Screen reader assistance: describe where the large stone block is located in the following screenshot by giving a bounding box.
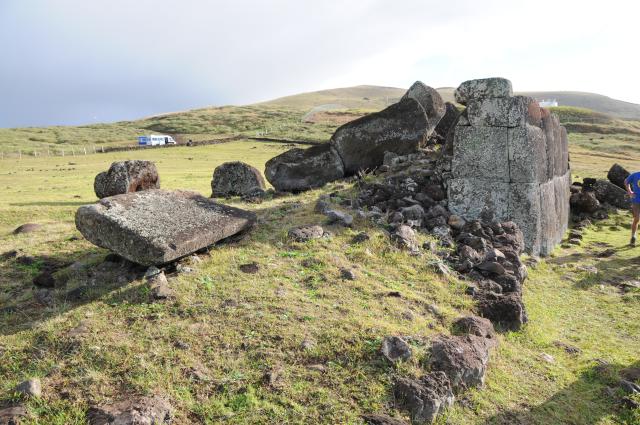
[555,171,571,237]
[508,125,548,183]
[454,78,513,105]
[330,97,430,175]
[541,113,562,179]
[508,183,541,255]
[94,160,160,199]
[211,161,265,197]
[75,190,256,266]
[448,179,510,221]
[452,126,509,181]
[559,126,569,175]
[466,96,540,128]
[539,179,558,256]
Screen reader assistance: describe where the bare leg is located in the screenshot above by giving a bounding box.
[632,204,639,245]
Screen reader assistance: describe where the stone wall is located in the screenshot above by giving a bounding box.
[448,78,570,256]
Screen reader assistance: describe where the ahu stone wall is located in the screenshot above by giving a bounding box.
[447,78,570,256]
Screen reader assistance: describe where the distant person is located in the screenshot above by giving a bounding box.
[624,170,640,246]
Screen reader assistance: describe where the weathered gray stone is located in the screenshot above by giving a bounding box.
[264,144,345,192]
[448,179,510,222]
[0,405,28,424]
[330,97,430,175]
[87,395,172,425]
[211,161,265,197]
[454,78,513,105]
[13,223,41,234]
[15,378,41,398]
[94,160,160,199]
[508,124,548,183]
[466,96,539,128]
[394,372,454,424]
[434,102,459,139]
[428,335,492,390]
[452,126,509,181]
[381,336,412,363]
[75,190,256,266]
[452,315,497,342]
[288,225,324,242]
[541,112,562,178]
[401,81,446,135]
[508,183,542,255]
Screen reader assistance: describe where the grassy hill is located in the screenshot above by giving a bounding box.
[0,143,638,424]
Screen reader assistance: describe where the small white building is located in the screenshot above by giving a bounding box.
[538,99,559,107]
[138,134,176,146]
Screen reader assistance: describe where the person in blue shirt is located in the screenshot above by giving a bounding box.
[624,171,640,246]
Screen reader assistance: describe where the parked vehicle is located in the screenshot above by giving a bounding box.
[138,134,176,146]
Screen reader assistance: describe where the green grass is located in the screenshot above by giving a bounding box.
[0,139,638,424]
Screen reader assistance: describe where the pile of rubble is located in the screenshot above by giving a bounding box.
[570,163,631,221]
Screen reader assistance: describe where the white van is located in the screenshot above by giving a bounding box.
[138,134,176,146]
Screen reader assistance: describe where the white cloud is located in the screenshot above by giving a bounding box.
[0,0,638,126]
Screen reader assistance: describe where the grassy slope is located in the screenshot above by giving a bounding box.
[0,140,638,424]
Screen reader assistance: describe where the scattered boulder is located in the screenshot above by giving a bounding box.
[477,292,528,331]
[340,268,357,281]
[394,372,454,424]
[323,208,354,227]
[12,223,41,234]
[147,271,174,300]
[392,225,419,253]
[428,335,492,390]
[570,191,600,213]
[76,190,256,266]
[94,160,159,199]
[288,225,324,242]
[330,97,432,175]
[592,179,631,209]
[452,315,496,341]
[14,378,41,398]
[381,336,412,363]
[264,144,345,192]
[211,161,266,198]
[87,395,172,425]
[607,163,630,189]
[351,232,370,244]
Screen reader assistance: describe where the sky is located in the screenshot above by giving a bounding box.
[1,0,639,128]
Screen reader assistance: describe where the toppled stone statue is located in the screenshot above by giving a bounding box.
[211,161,266,198]
[447,77,570,256]
[264,81,445,192]
[76,190,256,266]
[94,160,160,199]
[265,144,345,192]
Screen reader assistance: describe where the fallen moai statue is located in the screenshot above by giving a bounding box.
[76,189,256,266]
[264,81,445,192]
[94,160,160,199]
[211,161,266,198]
[447,77,571,256]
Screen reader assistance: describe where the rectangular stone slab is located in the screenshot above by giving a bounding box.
[466,96,537,128]
[448,178,510,221]
[75,190,256,266]
[452,126,509,181]
[508,125,548,183]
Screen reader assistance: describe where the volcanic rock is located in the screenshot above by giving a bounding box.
[264,144,345,192]
[211,161,265,198]
[394,372,454,424]
[94,160,159,199]
[607,163,630,189]
[330,97,431,175]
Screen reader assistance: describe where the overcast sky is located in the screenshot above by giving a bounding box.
[1,0,638,127]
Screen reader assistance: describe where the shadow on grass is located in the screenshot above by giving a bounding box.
[485,360,640,425]
[0,195,349,337]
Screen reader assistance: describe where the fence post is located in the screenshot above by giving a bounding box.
[84,147,87,155]
[72,148,75,156]
[19,150,21,160]
[101,146,104,153]
[62,149,65,157]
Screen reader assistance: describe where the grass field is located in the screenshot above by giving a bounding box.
[0,135,638,423]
